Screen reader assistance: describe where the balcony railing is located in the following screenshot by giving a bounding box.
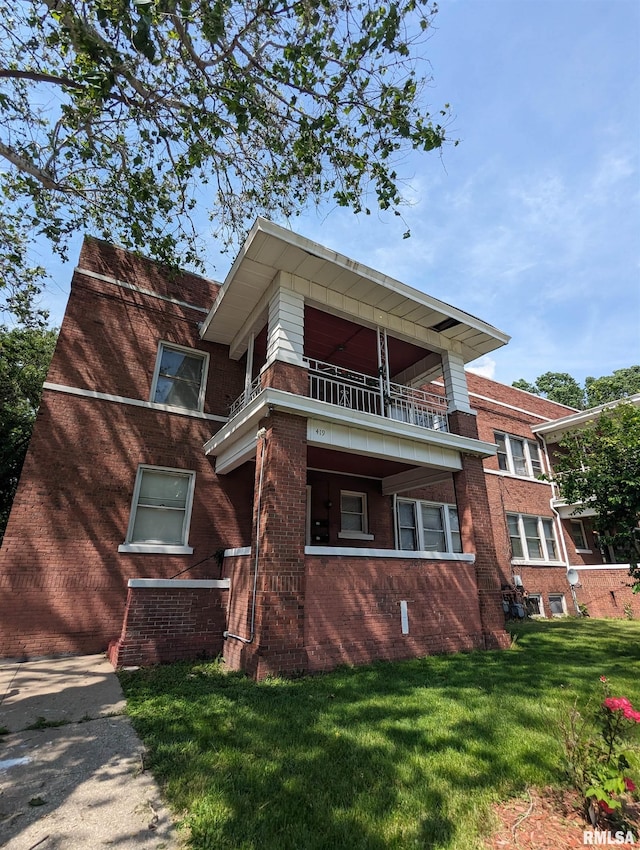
[227,359,449,433]
[306,359,449,432]
[229,374,262,419]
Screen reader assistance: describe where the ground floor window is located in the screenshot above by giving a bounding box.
[548,593,567,616]
[525,593,544,617]
[396,499,462,553]
[119,465,195,553]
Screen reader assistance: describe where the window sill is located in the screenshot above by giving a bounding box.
[485,469,549,485]
[337,531,374,541]
[510,558,565,567]
[575,548,592,554]
[118,543,194,555]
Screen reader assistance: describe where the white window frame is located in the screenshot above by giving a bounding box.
[548,593,567,617]
[338,490,374,540]
[494,432,543,479]
[525,593,545,618]
[119,465,196,554]
[507,513,561,564]
[150,341,209,412]
[569,519,591,553]
[396,499,462,554]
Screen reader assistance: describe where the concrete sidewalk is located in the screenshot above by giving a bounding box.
[0,655,180,849]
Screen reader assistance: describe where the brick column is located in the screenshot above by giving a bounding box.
[235,410,309,678]
[450,410,510,650]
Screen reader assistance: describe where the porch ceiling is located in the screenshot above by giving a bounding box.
[200,218,509,363]
[307,446,413,479]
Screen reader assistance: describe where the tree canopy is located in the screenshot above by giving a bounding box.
[549,402,640,588]
[0,0,451,324]
[0,325,57,539]
[513,367,640,410]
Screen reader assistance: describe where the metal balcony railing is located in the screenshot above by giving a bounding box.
[227,359,449,433]
[306,359,449,432]
[228,374,262,419]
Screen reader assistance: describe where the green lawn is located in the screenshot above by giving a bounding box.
[119,619,640,850]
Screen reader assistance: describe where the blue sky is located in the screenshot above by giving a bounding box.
[37,0,640,388]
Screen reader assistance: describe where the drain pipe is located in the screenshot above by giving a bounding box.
[540,435,580,614]
[224,426,268,644]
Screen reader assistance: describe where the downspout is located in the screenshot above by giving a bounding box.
[223,426,267,644]
[540,435,580,614]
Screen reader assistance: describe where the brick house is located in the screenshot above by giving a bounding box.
[1,219,637,677]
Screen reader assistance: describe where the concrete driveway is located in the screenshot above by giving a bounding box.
[0,654,180,849]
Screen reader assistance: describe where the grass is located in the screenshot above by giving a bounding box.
[119,619,640,850]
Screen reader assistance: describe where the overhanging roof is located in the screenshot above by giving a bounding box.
[200,218,510,362]
[532,393,640,443]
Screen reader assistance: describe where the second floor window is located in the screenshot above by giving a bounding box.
[494,432,543,478]
[151,342,208,411]
[507,513,559,562]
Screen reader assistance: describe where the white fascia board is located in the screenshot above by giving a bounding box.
[201,218,510,356]
[305,546,476,562]
[204,387,497,472]
[553,500,598,519]
[532,393,640,440]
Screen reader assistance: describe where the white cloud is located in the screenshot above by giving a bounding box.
[466,356,496,380]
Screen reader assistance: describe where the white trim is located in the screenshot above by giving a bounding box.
[43,382,226,422]
[128,578,230,588]
[570,564,634,572]
[340,490,369,536]
[507,512,561,563]
[118,543,194,554]
[305,546,475,561]
[223,546,251,557]
[307,467,380,481]
[122,465,196,551]
[396,498,462,555]
[531,393,640,437]
[575,548,593,554]
[526,592,545,618]
[150,341,210,412]
[75,267,211,313]
[484,469,551,486]
[207,387,496,475]
[511,558,566,567]
[548,592,568,617]
[494,431,544,479]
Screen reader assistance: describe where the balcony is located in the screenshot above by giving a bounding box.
[227,358,449,433]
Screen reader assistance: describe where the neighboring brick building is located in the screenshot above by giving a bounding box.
[0,219,636,676]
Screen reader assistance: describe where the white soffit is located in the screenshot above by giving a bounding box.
[200,218,510,361]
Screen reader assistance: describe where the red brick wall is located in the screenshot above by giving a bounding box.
[305,556,485,671]
[466,373,578,422]
[108,582,228,667]
[516,566,640,620]
[260,361,309,396]
[0,237,255,658]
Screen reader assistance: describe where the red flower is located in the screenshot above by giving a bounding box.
[624,777,637,792]
[599,800,615,814]
[600,676,608,683]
